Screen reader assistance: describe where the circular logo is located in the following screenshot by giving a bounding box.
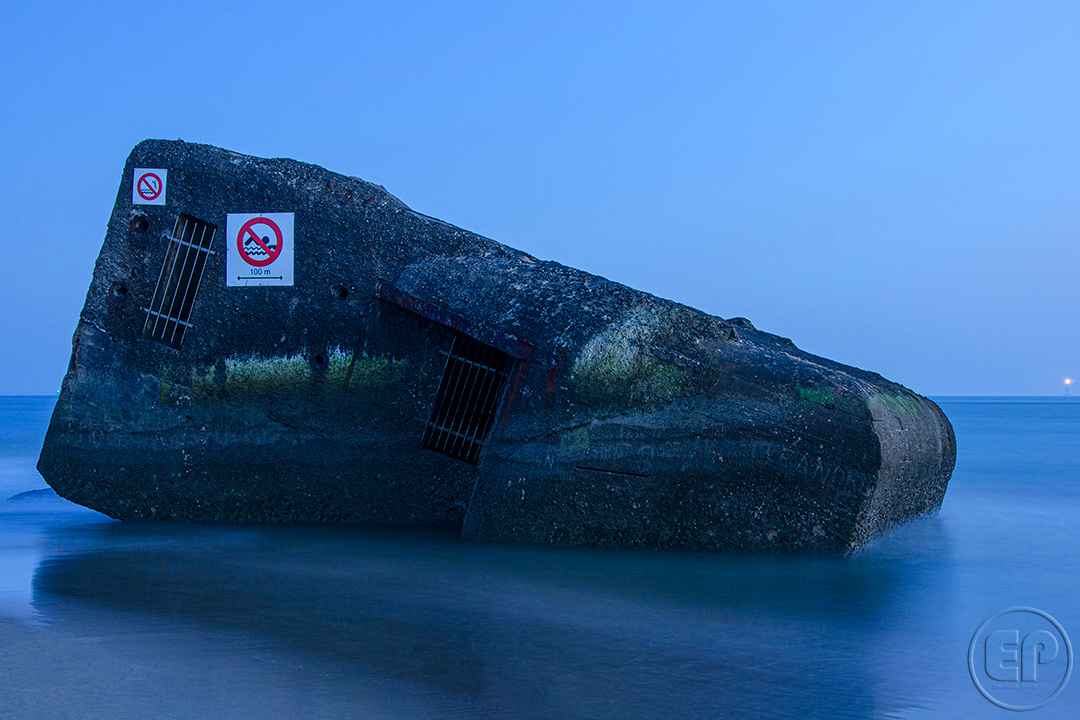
[968,606,1072,711]
[236,216,284,267]
[136,172,162,201]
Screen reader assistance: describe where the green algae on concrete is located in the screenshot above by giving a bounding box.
[871,391,922,419]
[189,349,409,400]
[570,301,694,404]
[797,386,837,407]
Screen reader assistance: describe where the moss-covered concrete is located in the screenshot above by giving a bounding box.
[187,349,409,400]
[569,302,694,404]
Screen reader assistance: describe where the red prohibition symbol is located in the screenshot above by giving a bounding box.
[136,172,162,201]
[237,217,284,267]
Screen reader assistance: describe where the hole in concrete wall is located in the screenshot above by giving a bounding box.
[333,285,349,300]
[422,333,515,464]
[131,215,149,236]
[110,282,129,301]
[142,214,218,350]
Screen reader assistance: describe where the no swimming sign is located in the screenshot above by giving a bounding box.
[226,212,295,287]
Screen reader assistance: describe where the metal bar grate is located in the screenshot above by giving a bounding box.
[422,332,515,464]
[142,213,217,350]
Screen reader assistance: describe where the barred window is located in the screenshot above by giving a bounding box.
[142,214,217,349]
[422,332,514,464]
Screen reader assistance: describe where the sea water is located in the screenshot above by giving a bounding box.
[1,396,1077,719]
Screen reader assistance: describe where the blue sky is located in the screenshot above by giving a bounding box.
[1,1,1077,395]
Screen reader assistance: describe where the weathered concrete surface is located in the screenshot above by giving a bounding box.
[37,140,955,552]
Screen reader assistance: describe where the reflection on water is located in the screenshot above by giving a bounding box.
[3,397,1080,719]
[26,519,950,719]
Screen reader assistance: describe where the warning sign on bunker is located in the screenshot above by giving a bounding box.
[132,168,167,205]
[226,212,294,287]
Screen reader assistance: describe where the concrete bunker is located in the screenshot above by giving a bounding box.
[37,140,956,553]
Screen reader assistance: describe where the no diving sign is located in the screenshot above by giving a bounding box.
[132,168,167,205]
[226,213,294,287]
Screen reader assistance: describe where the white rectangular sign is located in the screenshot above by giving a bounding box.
[132,168,167,205]
[226,212,295,287]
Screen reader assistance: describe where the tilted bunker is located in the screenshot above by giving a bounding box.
[37,140,956,553]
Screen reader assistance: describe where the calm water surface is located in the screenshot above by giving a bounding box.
[1,396,1078,719]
